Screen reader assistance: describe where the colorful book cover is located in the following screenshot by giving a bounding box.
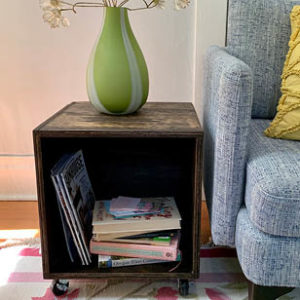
[92,230,155,240]
[93,235,171,246]
[108,196,164,218]
[92,197,181,234]
[90,232,180,261]
[98,252,181,268]
[93,229,177,240]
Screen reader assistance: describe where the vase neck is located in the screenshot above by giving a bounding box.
[103,7,129,28]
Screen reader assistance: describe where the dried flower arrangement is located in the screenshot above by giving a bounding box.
[40,0,191,28]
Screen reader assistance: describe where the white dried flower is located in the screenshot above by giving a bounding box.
[40,0,70,28]
[61,16,71,27]
[40,0,62,10]
[174,0,190,10]
[42,8,70,28]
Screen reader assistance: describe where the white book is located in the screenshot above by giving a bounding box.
[92,197,181,234]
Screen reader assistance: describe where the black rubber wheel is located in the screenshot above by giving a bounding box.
[52,279,69,296]
[178,279,189,296]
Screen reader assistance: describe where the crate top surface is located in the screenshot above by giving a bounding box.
[34,101,202,137]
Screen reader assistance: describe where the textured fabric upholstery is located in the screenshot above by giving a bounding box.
[203,0,300,287]
[227,0,296,118]
[246,119,300,237]
[203,46,253,247]
[236,208,300,287]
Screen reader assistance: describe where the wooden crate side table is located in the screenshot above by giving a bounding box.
[33,101,203,296]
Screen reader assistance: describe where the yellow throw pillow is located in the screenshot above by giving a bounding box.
[264,6,300,140]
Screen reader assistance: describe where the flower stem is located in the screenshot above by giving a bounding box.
[142,0,149,8]
[118,0,130,7]
[72,1,105,6]
[148,0,155,7]
[71,1,105,12]
[57,0,159,11]
[127,1,158,11]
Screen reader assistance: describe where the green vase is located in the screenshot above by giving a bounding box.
[87,7,149,115]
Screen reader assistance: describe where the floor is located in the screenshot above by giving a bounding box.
[0,201,40,243]
[0,201,211,244]
[0,241,248,300]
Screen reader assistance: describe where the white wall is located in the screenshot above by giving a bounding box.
[0,0,227,200]
[194,0,228,122]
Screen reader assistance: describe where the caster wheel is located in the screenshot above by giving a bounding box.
[52,279,69,296]
[178,279,189,296]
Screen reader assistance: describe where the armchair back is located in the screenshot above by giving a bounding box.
[227,0,297,118]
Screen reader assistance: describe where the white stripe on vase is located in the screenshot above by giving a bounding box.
[120,9,143,114]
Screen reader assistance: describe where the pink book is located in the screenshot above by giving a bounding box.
[90,232,180,261]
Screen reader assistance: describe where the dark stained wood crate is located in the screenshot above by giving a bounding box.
[33,101,203,280]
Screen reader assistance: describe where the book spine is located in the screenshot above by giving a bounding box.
[92,223,181,234]
[98,257,174,268]
[90,240,178,261]
[94,237,170,246]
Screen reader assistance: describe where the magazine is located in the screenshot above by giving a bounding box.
[51,150,96,265]
[51,174,85,265]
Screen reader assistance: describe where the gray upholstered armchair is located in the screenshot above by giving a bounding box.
[203,0,300,299]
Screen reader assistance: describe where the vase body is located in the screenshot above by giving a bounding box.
[87,7,149,115]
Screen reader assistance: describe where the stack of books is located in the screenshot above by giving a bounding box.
[51,150,96,266]
[90,196,182,268]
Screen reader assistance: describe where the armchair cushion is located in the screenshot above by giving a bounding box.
[236,208,300,287]
[245,119,300,237]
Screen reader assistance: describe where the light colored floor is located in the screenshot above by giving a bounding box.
[0,200,211,244]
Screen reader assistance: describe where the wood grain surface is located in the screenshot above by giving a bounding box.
[35,102,202,135]
[0,201,39,230]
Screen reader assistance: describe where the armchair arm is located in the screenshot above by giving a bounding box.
[203,46,253,247]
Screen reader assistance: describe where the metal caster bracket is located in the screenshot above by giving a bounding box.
[52,279,69,296]
[178,279,189,296]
